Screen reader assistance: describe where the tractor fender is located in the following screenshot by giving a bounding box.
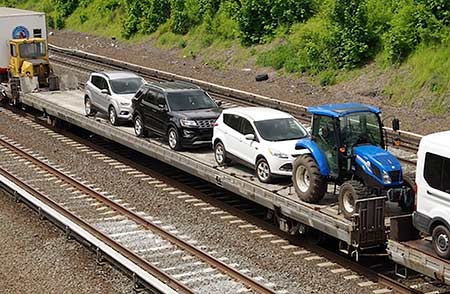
[295,138,330,176]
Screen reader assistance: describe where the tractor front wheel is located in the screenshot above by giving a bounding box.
[339,180,368,219]
[292,154,327,203]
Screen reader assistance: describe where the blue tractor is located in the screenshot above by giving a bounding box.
[292,103,414,219]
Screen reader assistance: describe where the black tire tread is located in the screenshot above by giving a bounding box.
[339,180,368,219]
[432,225,450,259]
[292,155,327,203]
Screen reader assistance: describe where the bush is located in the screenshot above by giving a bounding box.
[170,0,190,34]
[55,0,79,17]
[140,0,171,34]
[383,2,442,63]
[330,0,373,69]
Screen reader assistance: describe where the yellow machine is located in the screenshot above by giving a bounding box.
[8,38,59,90]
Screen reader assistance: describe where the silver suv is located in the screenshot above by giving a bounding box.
[84,71,145,125]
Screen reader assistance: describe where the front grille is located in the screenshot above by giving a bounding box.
[389,170,402,182]
[197,119,216,128]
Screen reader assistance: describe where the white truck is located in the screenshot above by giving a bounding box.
[0,7,58,105]
[0,7,47,81]
[413,131,450,258]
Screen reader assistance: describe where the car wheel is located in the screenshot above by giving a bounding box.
[134,114,147,138]
[432,225,450,259]
[109,106,119,126]
[214,141,229,166]
[256,157,273,183]
[85,97,96,116]
[168,127,182,151]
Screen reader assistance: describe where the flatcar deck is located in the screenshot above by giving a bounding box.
[388,239,450,285]
[19,90,404,248]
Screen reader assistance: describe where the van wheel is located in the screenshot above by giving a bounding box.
[168,127,182,151]
[214,141,230,166]
[256,157,273,183]
[85,97,96,116]
[432,225,450,259]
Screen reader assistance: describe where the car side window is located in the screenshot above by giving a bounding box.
[424,152,450,194]
[224,114,242,132]
[240,118,255,135]
[99,77,109,90]
[144,89,158,105]
[91,76,100,88]
[156,93,166,106]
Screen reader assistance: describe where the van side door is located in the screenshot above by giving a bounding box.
[421,152,450,218]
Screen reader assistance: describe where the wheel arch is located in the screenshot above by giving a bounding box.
[295,138,330,177]
[213,138,222,147]
[429,217,450,235]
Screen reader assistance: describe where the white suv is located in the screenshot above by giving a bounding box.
[212,107,309,183]
[85,71,145,125]
[413,131,450,258]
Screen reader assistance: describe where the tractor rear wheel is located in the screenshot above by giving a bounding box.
[339,180,368,219]
[292,154,327,203]
[400,174,415,212]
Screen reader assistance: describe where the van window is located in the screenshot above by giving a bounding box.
[224,114,242,132]
[424,152,450,193]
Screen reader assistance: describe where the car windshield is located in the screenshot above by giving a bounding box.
[110,78,144,94]
[339,112,382,147]
[19,42,46,58]
[167,91,217,111]
[255,118,307,141]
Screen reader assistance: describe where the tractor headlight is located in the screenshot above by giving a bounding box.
[382,171,392,184]
[180,119,198,127]
[269,148,288,159]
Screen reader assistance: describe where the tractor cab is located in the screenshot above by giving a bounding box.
[8,38,51,87]
[292,103,414,219]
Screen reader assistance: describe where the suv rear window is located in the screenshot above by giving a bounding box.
[424,152,450,194]
[223,114,241,132]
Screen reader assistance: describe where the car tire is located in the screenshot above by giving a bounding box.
[109,106,119,126]
[85,97,96,116]
[292,154,327,203]
[338,180,368,219]
[168,127,182,151]
[214,141,230,166]
[256,157,273,183]
[134,114,147,138]
[432,225,450,259]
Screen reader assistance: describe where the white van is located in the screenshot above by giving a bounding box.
[413,131,450,258]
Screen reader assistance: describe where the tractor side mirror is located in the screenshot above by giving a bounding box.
[392,118,400,131]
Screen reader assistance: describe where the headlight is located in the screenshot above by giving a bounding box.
[382,171,392,184]
[180,119,198,127]
[120,101,130,106]
[269,148,289,159]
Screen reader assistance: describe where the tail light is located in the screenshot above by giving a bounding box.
[214,122,219,127]
[413,182,418,211]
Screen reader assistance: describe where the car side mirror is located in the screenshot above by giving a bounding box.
[216,100,222,107]
[244,134,255,141]
[392,118,400,131]
[101,89,109,95]
[158,104,168,111]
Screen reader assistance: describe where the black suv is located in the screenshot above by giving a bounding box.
[132,81,221,150]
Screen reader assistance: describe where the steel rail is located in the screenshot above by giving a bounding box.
[48,44,422,152]
[0,165,191,294]
[0,136,275,294]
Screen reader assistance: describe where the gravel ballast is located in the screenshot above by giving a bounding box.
[0,190,133,293]
[0,109,385,293]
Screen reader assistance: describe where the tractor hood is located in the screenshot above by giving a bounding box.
[353,145,402,185]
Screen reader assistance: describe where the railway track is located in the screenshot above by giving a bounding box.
[2,106,446,294]
[47,45,422,155]
[0,132,278,294]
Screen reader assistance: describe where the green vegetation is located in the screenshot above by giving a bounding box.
[2,0,449,114]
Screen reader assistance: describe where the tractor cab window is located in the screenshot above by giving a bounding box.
[312,115,339,176]
[10,44,17,57]
[339,112,382,148]
[19,42,46,58]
